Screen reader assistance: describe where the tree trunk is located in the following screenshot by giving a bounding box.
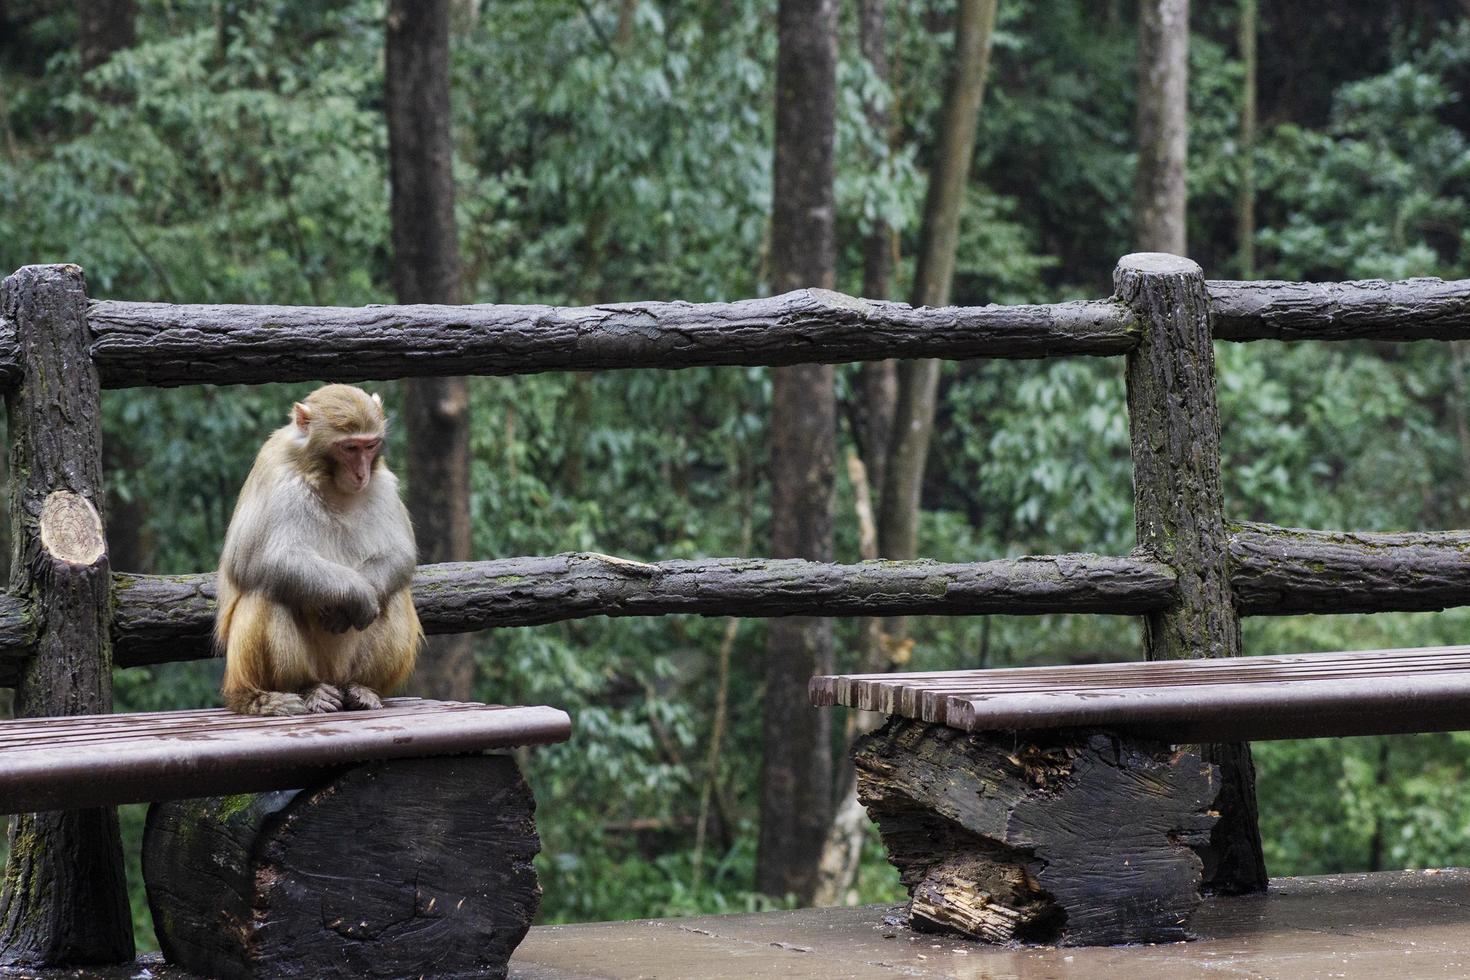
[878,0,998,636]
[1236,0,1257,277]
[0,266,132,966]
[386,0,475,702]
[757,0,838,905]
[854,0,897,499]
[1135,0,1189,253]
[77,0,135,75]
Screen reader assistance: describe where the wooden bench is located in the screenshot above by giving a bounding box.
[0,700,570,978]
[811,645,1470,946]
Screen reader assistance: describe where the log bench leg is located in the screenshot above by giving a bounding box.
[855,718,1219,946]
[142,754,542,979]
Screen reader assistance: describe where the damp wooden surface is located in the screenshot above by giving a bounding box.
[811,645,1470,742]
[0,698,571,814]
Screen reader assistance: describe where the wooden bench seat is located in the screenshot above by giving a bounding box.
[810,644,1470,742]
[809,646,1470,948]
[0,698,571,815]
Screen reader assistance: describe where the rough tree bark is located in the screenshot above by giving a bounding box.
[144,756,541,980]
[0,266,133,966]
[1135,0,1189,254]
[855,718,1218,945]
[1119,252,1267,894]
[878,0,998,633]
[80,292,1138,389]
[1236,0,1256,277]
[757,0,839,904]
[386,0,475,702]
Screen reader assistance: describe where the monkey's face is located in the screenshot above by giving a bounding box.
[330,435,383,494]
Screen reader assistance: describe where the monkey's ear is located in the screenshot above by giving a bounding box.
[371,392,383,411]
[291,402,312,431]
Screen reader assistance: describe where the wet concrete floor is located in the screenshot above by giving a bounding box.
[510,869,1470,979]
[4,869,1469,978]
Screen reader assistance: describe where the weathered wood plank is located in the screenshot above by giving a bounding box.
[1120,252,1266,894]
[0,265,133,967]
[854,718,1217,945]
[0,699,570,815]
[145,755,543,980]
[812,646,1470,741]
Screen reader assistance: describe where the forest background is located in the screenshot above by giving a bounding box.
[2,0,1470,950]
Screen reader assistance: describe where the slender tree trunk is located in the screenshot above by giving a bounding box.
[757,0,838,905]
[386,0,475,702]
[878,0,998,623]
[77,0,136,78]
[816,0,999,905]
[79,0,148,567]
[855,0,897,498]
[1135,0,1189,254]
[1236,0,1256,277]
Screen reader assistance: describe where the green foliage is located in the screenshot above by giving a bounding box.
[0,0,1469,951]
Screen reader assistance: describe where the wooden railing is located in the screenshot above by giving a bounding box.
[1,256,1468,952]
[0,265,1463,686]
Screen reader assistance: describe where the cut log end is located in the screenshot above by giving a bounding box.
[855,718,1218,947]
[1116,252,1202,277]
[144,754,542,980]
[39,490,106,566]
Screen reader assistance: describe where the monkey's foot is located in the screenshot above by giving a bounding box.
[301,683,343,713]
[341,684,383,711]
[245,692,308,716]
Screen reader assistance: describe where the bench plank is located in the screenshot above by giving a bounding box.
[810,646,1470,742]
[0,698,570,815]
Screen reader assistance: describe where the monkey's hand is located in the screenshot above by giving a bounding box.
[319,579,379,634]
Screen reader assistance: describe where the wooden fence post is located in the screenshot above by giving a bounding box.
[1118,252,1268,894]
[0,265,133,965]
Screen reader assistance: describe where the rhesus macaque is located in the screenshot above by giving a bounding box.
[217,384,422,716]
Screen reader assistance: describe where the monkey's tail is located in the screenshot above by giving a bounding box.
[214,576,242,657]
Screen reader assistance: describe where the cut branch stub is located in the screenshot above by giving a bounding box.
[39,491,106,567]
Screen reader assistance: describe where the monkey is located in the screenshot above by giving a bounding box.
[217,384,423,716]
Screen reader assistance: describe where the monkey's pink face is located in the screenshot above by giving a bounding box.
[331,435,382,494]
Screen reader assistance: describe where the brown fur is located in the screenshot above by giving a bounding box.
[218,385,423,716]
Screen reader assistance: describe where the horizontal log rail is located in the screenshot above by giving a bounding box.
[1209,277,1470,342]
[82,291,1138,388]
[0,276,1462,389]
[1228,522,1470,616]
[0,552,1173,685]
[0,520,1465,685]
